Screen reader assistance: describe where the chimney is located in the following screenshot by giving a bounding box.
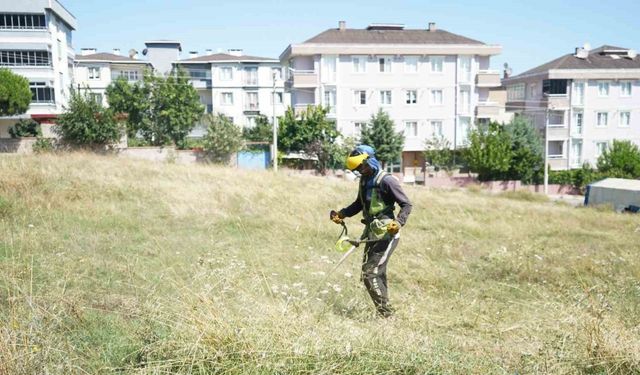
[574,47,588,59]
[428,22,436,32]
[503,63,512,79]
[113,48,120,56]
[228,49,243,57]
[338,20,346,31]
[80,48,97,56]
[205,49,213,55]
[128,49,138,59]
[189,51,198,59]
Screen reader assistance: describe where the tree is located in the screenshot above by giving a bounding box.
[503,116,544,184]
[202,114,244,164]
[424,135,453,173]
[106,68,203,148]
[242,115,272,142]
[277,105,340,174]
[465,122,512,181]
[360,109,404,168]
[55,89,123,146]
[597,140,640,178]
[0,68,31,116]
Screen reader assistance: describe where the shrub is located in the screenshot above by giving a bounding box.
[202,114,243,164]
[597,140,640,179]
[9,119,41,138]
[32,138,55,153]
[424,135,453,172]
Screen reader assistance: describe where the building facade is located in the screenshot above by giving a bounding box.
[175,49,288,135]
[73,49,152,107]
[280,21,502,175]
[504,45,640,170]
[0,0,77,137]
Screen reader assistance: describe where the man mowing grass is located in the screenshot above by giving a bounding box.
[330,145,412,317]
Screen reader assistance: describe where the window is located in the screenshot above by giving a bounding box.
[542,79,568,95]
[619,111,631,127]
[529,83,537,99]
[88,66,100,80]
[405,90,417,104]
[90,93,103,104]
[29,82,55,103]
[404,121,418,137]
[620,81,632,97]
[0,50,50,66]
[457,117,471,146]
[548,110,565,126]
[571,140,583,166]
[189,70,210,79]
[245,92,259,110]
[246,116,257,128]
[378,57,391,73]
[598,81,610,97]
[573,111,583,135]
[119,70,138,81]
[548,140,564,158]
[430,121,443,137]
[430,56,444,73]
[507,83,525,101]
[272,92,283,105]
[430,89,443,105]
[573,82,585,105]
[379,90,392,105]
[352,56,366,73]
[595,142,608,158]
[354,90,367,105]
[57,39,62,61]
[221,92,233,105]
[271,67,282,81]
[220,67,233,81]
[353,122,367,137]
[0,13,46,30]
[324,89,336,113]
[596,112,608,127]
[244,67,258,85]
[405,56,418,73]
[460,89,470,113]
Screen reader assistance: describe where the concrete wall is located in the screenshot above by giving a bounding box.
[0,138,38,154]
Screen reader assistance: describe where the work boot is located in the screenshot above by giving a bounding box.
[377,304,395,318]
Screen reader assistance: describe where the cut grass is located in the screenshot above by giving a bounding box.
[1,152,639,374]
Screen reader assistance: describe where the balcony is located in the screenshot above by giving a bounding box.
[244,102,260,113]
[475,102,500,118]
[293,103,314,116]
[544,94,570,109]
[286,70,318,89]
[476,70,501,88]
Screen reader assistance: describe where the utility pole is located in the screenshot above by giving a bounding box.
[272,71,278,172]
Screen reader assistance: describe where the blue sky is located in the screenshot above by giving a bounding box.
[63,0,639,75]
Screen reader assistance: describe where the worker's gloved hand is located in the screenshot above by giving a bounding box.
[387,220,401,235]
[330,210,345,224]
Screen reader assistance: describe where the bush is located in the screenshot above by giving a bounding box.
[55,89,123,147]
[597,140,640,179]
[9,119,41,138]
[548,163,605,193]
[32,138,55,153]
[202,114,243,164]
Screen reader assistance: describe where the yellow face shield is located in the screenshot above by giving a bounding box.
[346,152,368,171]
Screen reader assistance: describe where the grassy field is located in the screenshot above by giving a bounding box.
[1,153,639,374]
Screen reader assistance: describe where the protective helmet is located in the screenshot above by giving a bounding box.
[346,148,369,171]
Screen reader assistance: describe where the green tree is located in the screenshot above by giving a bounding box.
[9,119,41,138]
[424,135,453,172]
[242,115,273,142]
[55,89,123,147]
[503,116,544,184]
[465,122,512,181]
[106,68,203,147]
[202,114,244,164]
[597,140,640,178]
[0,68,31,116]
[360,109,404,168]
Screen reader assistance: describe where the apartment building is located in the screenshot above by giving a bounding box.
[175,49,288,133]
[74,48,152,106]
[0,0,76,137]
[280,21,502,174]
[504,45,640,170]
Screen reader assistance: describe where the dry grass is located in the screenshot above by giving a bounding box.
[1,152,639,374]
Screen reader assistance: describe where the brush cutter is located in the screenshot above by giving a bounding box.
[329,222,383,277]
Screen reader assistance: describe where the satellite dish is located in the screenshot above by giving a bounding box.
[628,49,638,59]
[503,62,509,69]
[142,48,148,56]
[583,42,591,51]
[128,49,138,58]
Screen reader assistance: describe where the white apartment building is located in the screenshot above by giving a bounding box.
[0,0,76,138]
[74,48,152,106]
[504,45,640,170]
[280,21,502,174]
[175,49,288,134]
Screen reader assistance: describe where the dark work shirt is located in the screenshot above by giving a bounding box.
[340,174,412,226]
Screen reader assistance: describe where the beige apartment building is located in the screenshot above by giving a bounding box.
[280,21,502,175]
[504,45,640,170]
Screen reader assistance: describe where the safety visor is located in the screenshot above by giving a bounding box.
[346,150,368,171]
